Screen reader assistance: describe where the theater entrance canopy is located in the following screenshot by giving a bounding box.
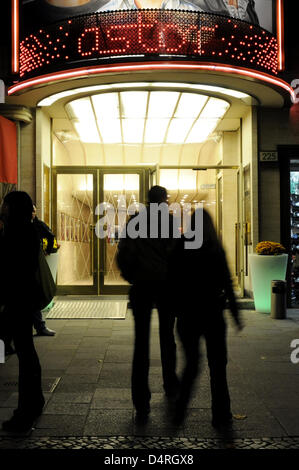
[7,3,294,108]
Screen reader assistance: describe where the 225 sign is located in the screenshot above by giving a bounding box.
[259,151,278,162]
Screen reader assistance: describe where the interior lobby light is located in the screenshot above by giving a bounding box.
[144,119,169,143]
[73,121,101,144]
[166,118,194,144]
[178,171,197,190]
[38,82,250,107]
[147,91,179,118]
[97,118,122,143]
[200,98,230,118]
[175,94,208,118]
[154,82,250,100]
[104,174,139,191]
[159,169,197,190]
[66,97,93,120]
[66,90,229,145]
[92,93,119,120]
[122,119,145,144]
[186,118,220,143]
[120,91,148,118]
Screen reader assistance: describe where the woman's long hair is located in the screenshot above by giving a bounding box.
[3,191,34,227]
[190,207,221,250]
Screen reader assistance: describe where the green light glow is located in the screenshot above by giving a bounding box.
[249,254,288,314]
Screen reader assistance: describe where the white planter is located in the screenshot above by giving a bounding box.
[249,253,288,313]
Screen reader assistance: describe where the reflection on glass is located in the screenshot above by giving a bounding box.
[290,167,299,306]
[159,169,197,190]
[161,168,239,289]
[56,174,93,286]
[103,174,140,286]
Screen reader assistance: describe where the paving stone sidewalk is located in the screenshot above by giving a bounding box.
[1,306,299,450]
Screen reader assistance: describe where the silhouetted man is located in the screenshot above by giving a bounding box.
[117,185,180,420]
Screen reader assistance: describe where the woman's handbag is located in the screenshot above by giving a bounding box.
[35,246,56,310]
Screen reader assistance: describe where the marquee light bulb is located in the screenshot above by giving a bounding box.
[19,10,278,81]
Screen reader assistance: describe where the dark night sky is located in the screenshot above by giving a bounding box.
[284,1,299,74]
[21,0,106,30]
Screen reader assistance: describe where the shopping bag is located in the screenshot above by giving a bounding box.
[35,246,56,310]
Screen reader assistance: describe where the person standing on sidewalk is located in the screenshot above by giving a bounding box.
[173,208,243,426]
[0,217,15,355]
[117,185,180,421]
[31,205,57,336]
[0,191,45,433]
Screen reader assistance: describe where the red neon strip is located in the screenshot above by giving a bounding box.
[277,0,285,71]
[7,62,295,101]
[11,0,19,74]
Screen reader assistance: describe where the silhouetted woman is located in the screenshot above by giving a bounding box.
[0,191,45,433]
[175,208,243,426]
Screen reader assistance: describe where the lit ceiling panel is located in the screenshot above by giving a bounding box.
[39,82,250,107]
[66,91,230,145]
[166,118,194,144]
[186,119,220,143]
[144,118,169,144]
[67,98,101,143]
[147,91,179,118]
[120,91,148,118]
[200,97,230,118]
[122,119,145,144]
[73,120,101,144]
[98,118,122,144]
[92,93,119,120]
[66,97,93,120]
[175,93,208,118]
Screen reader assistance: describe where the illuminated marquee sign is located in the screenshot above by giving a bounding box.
[19,11,278,79]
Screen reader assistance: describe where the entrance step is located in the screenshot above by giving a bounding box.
[54,296,254,310]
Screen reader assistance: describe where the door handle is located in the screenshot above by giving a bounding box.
[89,224,95,276]
[244,222,249,276]
[235,222,240,277]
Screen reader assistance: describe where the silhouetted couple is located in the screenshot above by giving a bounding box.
[117,185,243,426]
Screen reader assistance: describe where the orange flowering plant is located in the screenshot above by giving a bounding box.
[255,241,286,255]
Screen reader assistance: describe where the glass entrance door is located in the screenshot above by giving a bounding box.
[217,167,242,295]
[54,167,146,295]
[53,169,98,294]
[99,169,145,294]
[159,166,243,294]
